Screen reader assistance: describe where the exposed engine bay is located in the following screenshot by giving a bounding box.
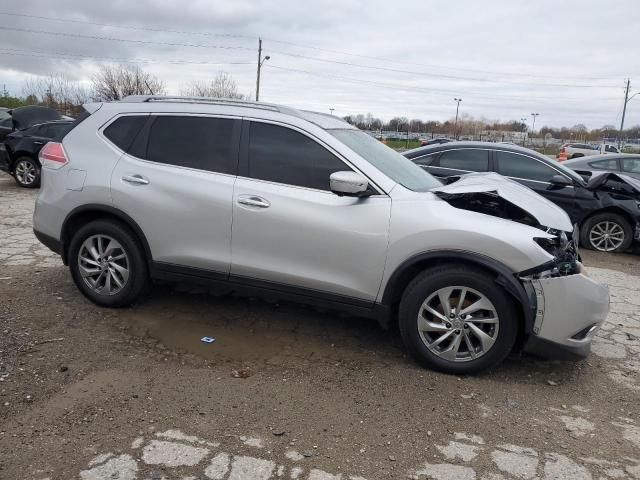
[432,172,580,277]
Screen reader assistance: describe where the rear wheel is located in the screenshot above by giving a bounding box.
[398,265,518,374]
[580,213,632,253]
[13,157,40,188]
[68,220,149,307]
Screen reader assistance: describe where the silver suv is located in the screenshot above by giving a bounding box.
[33,96,610,374]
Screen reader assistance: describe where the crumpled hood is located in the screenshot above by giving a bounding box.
[587,171,640,195]
[9,105,61,130]
[432,172,573,231]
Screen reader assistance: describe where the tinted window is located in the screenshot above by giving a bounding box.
[104,115,148,152]
[622,158,640,174]
[589,159,619,170]
[438,149,489,171]
[23,124,44,136]
[44,123,72,139]
[605,145,618,153]
[496,151,560,182]
[146,116,237,174]
[0,117,10,128]
[249,122,350,190]
[413,153,438,167]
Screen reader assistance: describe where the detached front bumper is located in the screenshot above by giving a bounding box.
[523,271,609,360]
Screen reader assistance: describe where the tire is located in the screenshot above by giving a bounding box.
[13,156,41,188]
[570,153,584,159]
[68,219,149,307]
[398,265,518,374]
[580,212,632,253]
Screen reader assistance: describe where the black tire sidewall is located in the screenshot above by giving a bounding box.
[580,213,632,253]
[399,266,518,374]
[68,220,148,307]
[13,157,40,188]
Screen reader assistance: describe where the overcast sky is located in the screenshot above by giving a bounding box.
[0,0,638,128]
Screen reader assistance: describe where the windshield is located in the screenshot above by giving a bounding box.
[328,129,441,191]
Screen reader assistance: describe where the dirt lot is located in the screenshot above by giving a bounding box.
[1,173,639,480]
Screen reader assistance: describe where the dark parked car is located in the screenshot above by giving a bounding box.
[404,141,640,253]
[420,137,452,146]
[1,119,73,188]
[563,153,640,181]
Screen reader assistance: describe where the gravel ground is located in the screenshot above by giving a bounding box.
[1,173,639,480]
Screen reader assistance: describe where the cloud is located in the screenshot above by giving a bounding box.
[0,0,637,127]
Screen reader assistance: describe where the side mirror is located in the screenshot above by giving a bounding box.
[549,174,572,187]
[330,171,370,197]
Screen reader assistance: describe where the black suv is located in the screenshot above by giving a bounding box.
[404,141,640,253]
[1,120,73,188]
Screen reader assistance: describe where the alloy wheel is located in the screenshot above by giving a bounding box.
[417,286,499,362]
[589,221,625,252]
[15,159,37,186]
[78,234,130,296]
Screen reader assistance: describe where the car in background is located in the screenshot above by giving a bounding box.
[1,120,73,188]
[558,143,620,160]
[404,141,640,253]
[420,138,452,146]
[563,154,640,181]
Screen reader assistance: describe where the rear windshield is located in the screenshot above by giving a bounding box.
[328,129,441,191]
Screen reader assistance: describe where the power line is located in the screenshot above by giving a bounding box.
[264,64,620,103]
[0,10,634,82]
[266,49,621,89]
[0,47,254,66]
[0,25,254,51]
[0,23,622,89]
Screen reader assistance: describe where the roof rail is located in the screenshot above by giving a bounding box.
[119,95,281,112]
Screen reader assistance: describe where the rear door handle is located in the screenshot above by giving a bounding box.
[122,174,150,185]
[33,141,44,145]
[237,195,270,208]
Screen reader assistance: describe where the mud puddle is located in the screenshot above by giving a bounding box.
[121,285,402,366]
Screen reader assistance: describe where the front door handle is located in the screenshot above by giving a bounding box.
[122,174,150,185]
[237,195,270,208]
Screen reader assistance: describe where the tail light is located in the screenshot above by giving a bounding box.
[39,142,68,169]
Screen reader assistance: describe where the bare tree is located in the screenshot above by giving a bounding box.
[22,73,91,114]
[182,72,245,99]
[92,65,166,101]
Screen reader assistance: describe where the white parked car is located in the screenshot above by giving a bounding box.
[559,143,620,160]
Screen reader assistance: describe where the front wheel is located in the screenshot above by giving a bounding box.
[68,220,149,307]
[580,213,632,253]
[13,157,40,188]
[398,265,518,374]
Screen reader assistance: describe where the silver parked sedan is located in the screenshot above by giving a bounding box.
[563,153,640,181]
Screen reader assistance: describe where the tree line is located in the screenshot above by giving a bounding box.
[343,113,640,141]
[0,65,245,115]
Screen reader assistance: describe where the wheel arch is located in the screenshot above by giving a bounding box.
[9,151,39,171]
[61,204,152,268]
[581,207,636,230]
[380,250,535,334]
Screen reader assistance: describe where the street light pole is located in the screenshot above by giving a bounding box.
[530,113,539,146]
[521,117,528,146]
[329,108,334,115]
[255,38,270,102]
[453,98,462,139]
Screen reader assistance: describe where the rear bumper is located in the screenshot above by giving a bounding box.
[33,228,63,256]
[522,272,609,360]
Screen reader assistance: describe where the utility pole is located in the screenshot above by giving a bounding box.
[453,98,462,139]
[619,79,631,148]
[255,38,270,102]
[521,117,528,146]
[329,108,334,115]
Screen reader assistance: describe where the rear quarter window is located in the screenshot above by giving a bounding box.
[103,115,148,152]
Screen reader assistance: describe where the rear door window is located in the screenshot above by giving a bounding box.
[145,115,240,174]
[412,153,438,167]
[622,158,640,174]
[438,149,489,172]
[495,151,559,182]
[589,159,619,171]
